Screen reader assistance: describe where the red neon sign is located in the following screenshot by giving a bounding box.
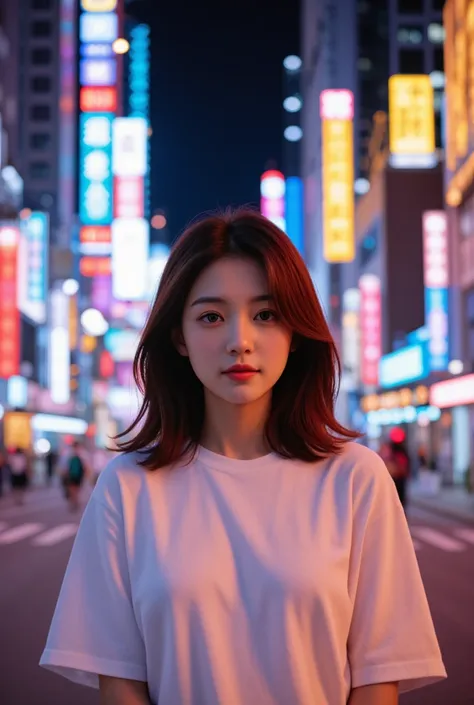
[80,225,111,244]
[80,86,117,113]
[80,256,112,277]
[0,226,20,378]
[114,176,144,218]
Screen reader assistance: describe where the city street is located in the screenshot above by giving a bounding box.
[0,487,473,705]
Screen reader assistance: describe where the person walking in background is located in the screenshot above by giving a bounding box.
[381,430,411,511]
[8,448,30,505]
[0,448,8,498]
[45,448,58,487]
[62,441,89,512]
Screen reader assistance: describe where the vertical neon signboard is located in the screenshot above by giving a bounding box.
[0,225,20,379]
[285,176,304,254]
[320,89,355,263]
[359,274,382,387]
[423,211,449,371]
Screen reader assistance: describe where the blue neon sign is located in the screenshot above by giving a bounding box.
[129,24,150,120]
[425,287,449,371]
[285,177,304,254]
[379,343,429,389]
[80,12,118,43]
[79,113,114,226]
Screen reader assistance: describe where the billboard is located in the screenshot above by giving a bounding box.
[359,274,382,387]
[80,86,117,113]
[379,344,429,389]
[430,373,474,409]
[129,24,150,120]
[260,170,285,231]
[112,218,149,300]
[112,117,148,177]
[320,89,355,263]
[80,12,118,43]
[422,211,449,371]
[388,75,436,168]
[79,113,113,226]
[0,225,20,379]
[18,211,49,324]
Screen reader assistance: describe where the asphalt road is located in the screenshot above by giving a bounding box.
[1,485,473,705]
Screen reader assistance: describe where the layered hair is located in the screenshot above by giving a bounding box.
[116,208,359,469]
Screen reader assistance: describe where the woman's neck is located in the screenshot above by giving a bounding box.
[200,391,271,460]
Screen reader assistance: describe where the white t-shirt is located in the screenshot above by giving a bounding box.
[40,442,446,704]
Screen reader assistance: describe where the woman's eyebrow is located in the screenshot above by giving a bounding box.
[190,294,273,307]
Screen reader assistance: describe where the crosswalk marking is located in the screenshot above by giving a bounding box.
[32,524,78,546]
[454,528,474,545]
[410,527,465,552]
[0,523,43,544]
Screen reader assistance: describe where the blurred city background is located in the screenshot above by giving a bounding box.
[0,0,473,703]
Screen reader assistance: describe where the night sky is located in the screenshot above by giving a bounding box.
[128,0,300,239]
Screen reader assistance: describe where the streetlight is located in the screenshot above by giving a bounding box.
[284,125,303,142]
[283,55,302,72]
[80,308,109,337]
[283,95,302,113]
[62,278,80,296]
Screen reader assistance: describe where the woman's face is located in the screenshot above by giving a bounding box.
[178,256,293,406]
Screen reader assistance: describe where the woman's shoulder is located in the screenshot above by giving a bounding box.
[327,441,390,493]
[92,451,151,505]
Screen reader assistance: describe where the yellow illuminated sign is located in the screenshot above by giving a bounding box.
[81,0,117,10]
[361,386,430,413]
[388,75,435,159]
[321,118,354,263]
[3,412,32,450]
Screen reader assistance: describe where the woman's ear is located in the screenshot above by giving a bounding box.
[172,328,188,357]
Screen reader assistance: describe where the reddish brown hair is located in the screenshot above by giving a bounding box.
[116,208,359,469]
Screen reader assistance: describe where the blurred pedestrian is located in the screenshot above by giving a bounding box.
[8,448,30,505]
[0,448,7,498]
[62,441,89,512]
[381,430,411,510]
[41,209,446,704]
[45,448,58,487]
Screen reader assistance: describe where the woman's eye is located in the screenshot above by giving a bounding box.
[199,313,222,324]
[255,309,277,322]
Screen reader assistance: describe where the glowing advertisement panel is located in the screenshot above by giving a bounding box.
[49,289,70,405]
[388,75,436,168]
[129,24,150,119]
[342,288,361,388]
[112,218,149,301]
[379,344,429,390]
[430,373,474,409]
[359,274,382,387]
[80,12,118,43]
[114,176,144,218]
[91,274,113,316]
[59,0,76,244]
[112,118,148,177]
[81,0,117,10]
[285,177,304,254]
[423,211,449,371]
[18,211,48,324]
[80,58,116,87]
[80,86,117,113]
[104,329,141,362]
[79,113,113,226]
[0,225,20,379]
[320,90,355,263]
[260,170,285,231]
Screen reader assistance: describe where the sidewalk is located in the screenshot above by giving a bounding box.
[409,483,474,525]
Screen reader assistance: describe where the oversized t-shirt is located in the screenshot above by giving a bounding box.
[40,442,447,704]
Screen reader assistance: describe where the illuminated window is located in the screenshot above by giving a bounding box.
[398,0,423,12]
[31,76,51,93]
[399,48,425,73]
[397,26,423,44]
[31,48,51,64]
[30,133,51,149]
[427,23,445,43]
[30,161,50,179]
[32,21,52,37]
[30,105,50,121]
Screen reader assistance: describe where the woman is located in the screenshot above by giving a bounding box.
[40,210,446,705]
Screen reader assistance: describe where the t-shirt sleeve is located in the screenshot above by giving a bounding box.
[39,471,147,689]
[347,451,447,694]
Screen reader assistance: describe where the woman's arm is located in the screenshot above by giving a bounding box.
[348,682,398,705]
[99,675,152,705]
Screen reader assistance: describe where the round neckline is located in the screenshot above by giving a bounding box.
[196,445,277,472]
